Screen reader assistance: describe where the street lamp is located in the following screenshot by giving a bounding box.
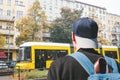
[8,16,15,61]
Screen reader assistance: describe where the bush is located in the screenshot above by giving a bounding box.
[17,69,48,79]
[27,69,48,79]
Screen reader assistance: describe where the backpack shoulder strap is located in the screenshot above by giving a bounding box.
[70,52,94,75]
[104,56,118,73]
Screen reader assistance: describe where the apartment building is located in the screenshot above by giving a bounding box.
[40,0,120,46]
[40,0,106,22]
[106,13,120,46]
[1,0,120,60]
[40,0,107,42]
[0,0,28,61]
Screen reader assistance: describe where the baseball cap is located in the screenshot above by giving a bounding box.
[72,17,98,48]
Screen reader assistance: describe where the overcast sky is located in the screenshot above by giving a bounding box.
[77,0,120,15]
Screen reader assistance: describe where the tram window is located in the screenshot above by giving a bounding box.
[47,51,52,60]
[105,51,117,59]
[24,47,31,61]
[35,50,68,60]
[58,51,67,57]
[17,48,23,61]
[45,50,57,60]
[46,50,68,60]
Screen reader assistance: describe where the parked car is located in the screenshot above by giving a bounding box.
[0,60,8,68]
[6,61,17,68]
[0,60,9,76]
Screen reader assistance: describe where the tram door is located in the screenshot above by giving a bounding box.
[35,49,68,69]
[102,48,119,62]
[35,50,46,69]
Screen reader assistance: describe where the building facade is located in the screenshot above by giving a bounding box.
[40,0,120,46]
[0,0,28,61]
[106,13,120,46]
[40,0,106,22]
[40,0,107,42]
[0,0,120,61]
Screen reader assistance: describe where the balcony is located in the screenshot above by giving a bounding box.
[0,29,14,35]
[111,29,120,35]
[0,16,14,22]
[3,44,17,49]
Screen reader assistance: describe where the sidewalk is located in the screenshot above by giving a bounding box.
[0,76,9,80]
[9,75,21,80]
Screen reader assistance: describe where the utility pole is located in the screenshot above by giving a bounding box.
[8,16,15,61]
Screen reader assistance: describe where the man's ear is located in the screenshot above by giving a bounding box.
[72,32,77,50]
[72,32,75,42]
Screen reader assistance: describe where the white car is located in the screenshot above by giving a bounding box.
[0,61,8,69]
[0,61,9,75]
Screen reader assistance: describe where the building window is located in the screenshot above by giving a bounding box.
[0,0,3,4]
[103,10,105,14]
[76,4,79,8]
[49,6,52,10]
[80,4,83,9]
[7,10,11,16]
[6,23,10,29]
[15,0,24,6]
[89,6,92,11]
[0,9,3,15]
[43,7,46,10]
[99,9,102,14]
[19,1,23,6]
[0,22,2,29]
[6,36,9,44]
[15,0,18,5]
[16,11,23,18]
[7,0,11,6]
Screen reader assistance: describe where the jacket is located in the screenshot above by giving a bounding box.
[47,49,120,80]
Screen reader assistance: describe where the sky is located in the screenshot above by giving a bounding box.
[77,0,120,15]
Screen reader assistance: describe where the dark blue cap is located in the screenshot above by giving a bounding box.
[72,17,98,39]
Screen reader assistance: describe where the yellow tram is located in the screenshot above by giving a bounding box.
[15,42,74,70]
[15,42,120,70]
[97,46,120,62]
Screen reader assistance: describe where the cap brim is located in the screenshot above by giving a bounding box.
[75,36,98,48]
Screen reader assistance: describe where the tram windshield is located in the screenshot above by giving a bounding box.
[17,47,31,61]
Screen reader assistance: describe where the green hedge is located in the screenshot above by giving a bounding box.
[27,70,48,79]
[18,69,48,79]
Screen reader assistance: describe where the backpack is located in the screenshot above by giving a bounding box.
[70,52,120,80]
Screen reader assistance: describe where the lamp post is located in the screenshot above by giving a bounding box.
[8,16,15,61]
[8,26,10,61]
